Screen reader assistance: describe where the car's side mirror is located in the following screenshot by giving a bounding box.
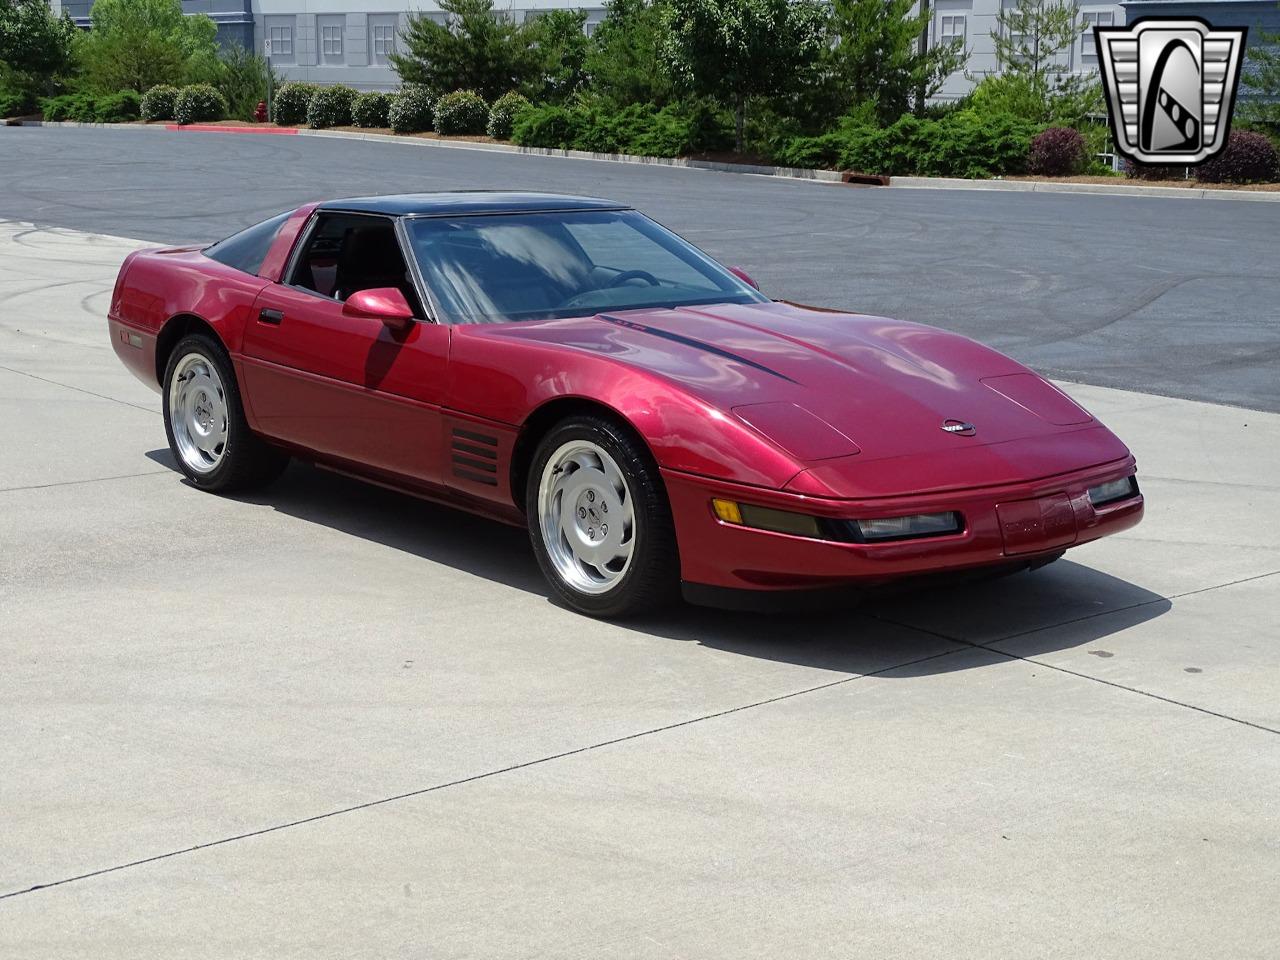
[343,288,415,331]
[728,266,759,290]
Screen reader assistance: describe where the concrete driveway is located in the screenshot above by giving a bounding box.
[2,217,1278,958]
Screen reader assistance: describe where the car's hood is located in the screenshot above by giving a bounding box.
[481,301,1099,464]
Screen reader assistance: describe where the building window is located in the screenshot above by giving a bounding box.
[268,25,292,56]
[369,15,398,64]
[322,26,342,56]
[373,26,395,55]
[938,14,966,46]
[318,15,345,63]
[1081,11,1113,60]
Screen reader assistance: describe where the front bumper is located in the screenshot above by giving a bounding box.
[663,456,1143,597]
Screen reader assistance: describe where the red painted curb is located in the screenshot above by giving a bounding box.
[164,124,300,135]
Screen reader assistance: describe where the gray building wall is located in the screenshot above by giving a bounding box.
[917,0,1128,101]
[252,3,609,91]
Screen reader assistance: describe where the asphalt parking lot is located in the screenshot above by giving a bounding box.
[2,124,1279,411]
[2,128,1279,958]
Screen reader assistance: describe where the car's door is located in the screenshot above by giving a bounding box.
[239,211,451,486]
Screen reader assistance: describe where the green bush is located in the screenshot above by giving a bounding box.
[39,90,142,123]
[511,101,731,157]
[173,83,226,124]
[388,85,434,133]
[306,84,357,128]
[511,103,587,148]
[486,90,531,139]
[434,89,488,135]
[216,43,274,121]
[95,90,143,122]
[612,102,731,156]
[38,93,74,121]
[0,86,37,118]
[351,91,392,128]
[772,110,1040,178]
[140,84,179,121]
[273,82,316,126]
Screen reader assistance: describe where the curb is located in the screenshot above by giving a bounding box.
[297,128,847,182]
[165,123,299,135]
[890,175,1280,202]
[10,119,1279,201]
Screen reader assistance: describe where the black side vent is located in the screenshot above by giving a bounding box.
[451,428,499,486]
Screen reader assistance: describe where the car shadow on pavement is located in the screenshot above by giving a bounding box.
[148,451,1172,677]
[648,567,1171,677]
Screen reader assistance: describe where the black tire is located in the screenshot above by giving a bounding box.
[162,333,288,493]
[526,415,679,619]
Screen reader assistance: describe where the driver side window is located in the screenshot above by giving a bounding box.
[288,213,424,315]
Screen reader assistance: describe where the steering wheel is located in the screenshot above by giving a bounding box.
[607,269,661,288]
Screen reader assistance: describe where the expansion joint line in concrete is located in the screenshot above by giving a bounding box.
[0,645,968,902]
[870,568,1280,737]
[0,470,171,493]
[0,364,158,415]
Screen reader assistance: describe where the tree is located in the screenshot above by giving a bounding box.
[0,0,76,99]
[391,0,539,102]
[1240,20,1280,127]
[527,8,589,103]
[661,0,827,152]
[76,0,219,93]
[216,43,275,121]
[585,0,674,106]
[988,0,1092,122]
[828,0,965,125]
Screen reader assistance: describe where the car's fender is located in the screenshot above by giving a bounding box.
[447,328,807,490]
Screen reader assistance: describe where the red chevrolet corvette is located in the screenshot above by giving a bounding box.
[107,192,1142,616]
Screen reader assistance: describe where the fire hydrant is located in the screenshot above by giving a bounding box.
[254,101,268,123]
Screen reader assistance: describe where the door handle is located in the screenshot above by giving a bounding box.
[258,308,284,325]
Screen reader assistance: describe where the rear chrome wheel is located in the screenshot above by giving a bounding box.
[161,333,288,493]
[527,415,678,619]
[168,352,228,475]
[538,439,637,595]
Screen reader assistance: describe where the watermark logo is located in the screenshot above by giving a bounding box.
[1095,18,1248,165]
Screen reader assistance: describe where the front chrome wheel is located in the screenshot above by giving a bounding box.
[537,439,637,595]
[168,351,228,475]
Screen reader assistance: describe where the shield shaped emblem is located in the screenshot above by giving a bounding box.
[1095,17,1248,165]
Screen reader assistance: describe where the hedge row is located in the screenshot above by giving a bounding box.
[1,89,36,118]
[136,83,227,123]
[270,83,518,138]
[40,90,141,123]
[512,101,730,157]
[772,112,1042,179]
[149,78,1271,185]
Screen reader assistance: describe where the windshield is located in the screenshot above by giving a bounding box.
[406,209,766,324]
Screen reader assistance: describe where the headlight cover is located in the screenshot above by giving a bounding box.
[852,512,964,542]
[712,499,963,544]
[1088,475,1139,507]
